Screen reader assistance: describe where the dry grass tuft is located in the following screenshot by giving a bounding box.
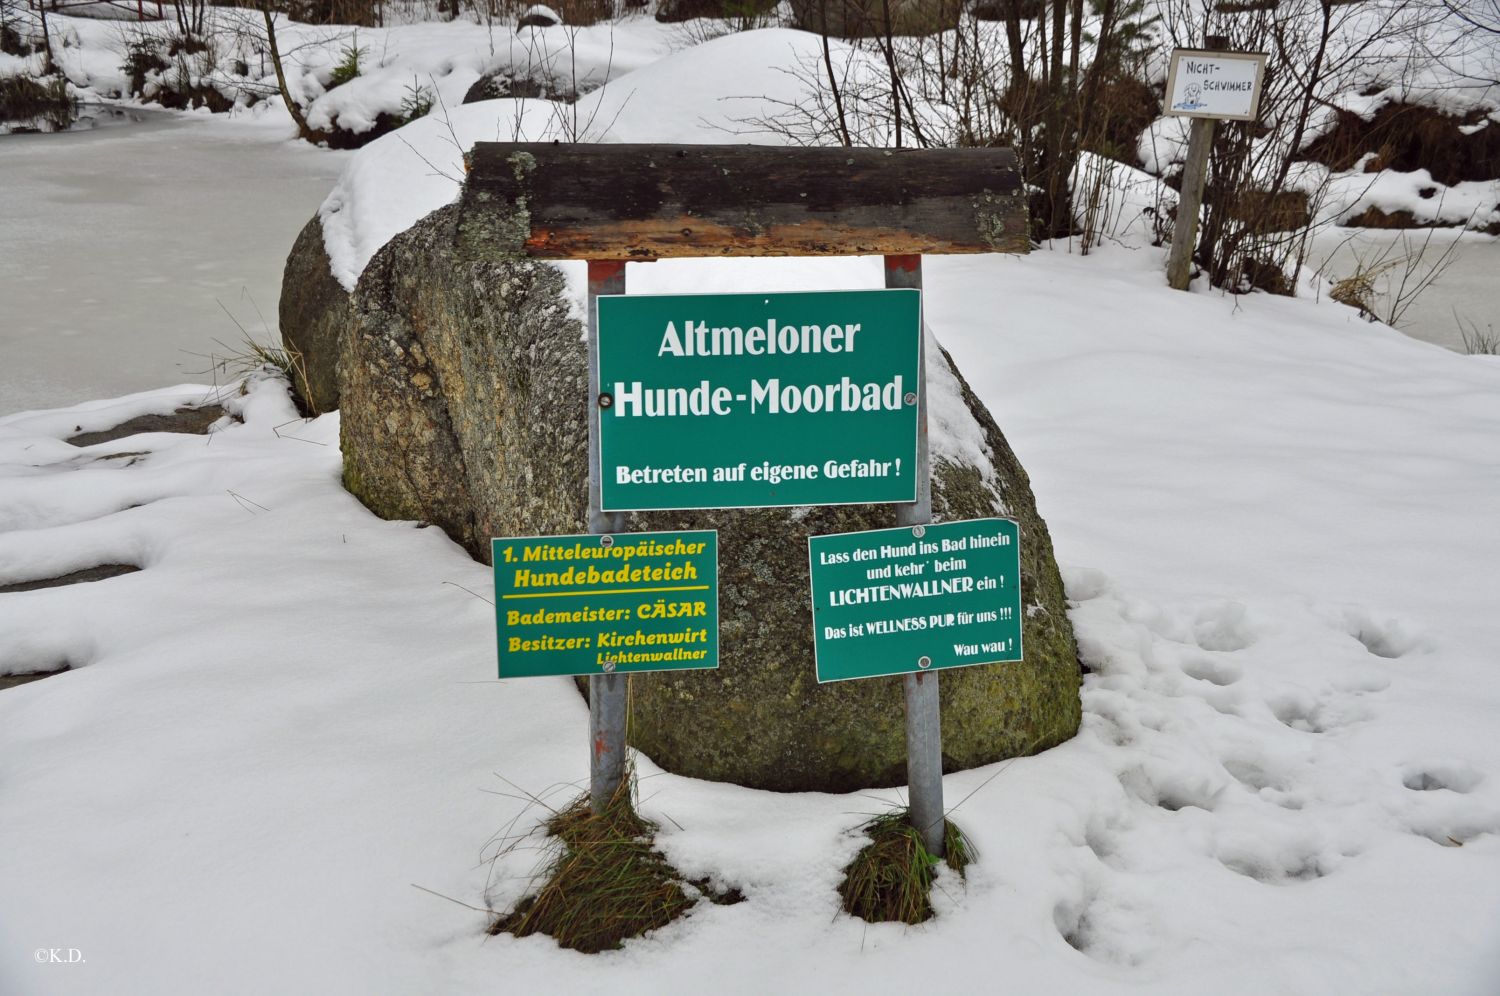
[491,779,696,953]
[838,810,973,925]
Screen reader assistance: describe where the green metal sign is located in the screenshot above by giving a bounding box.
[597,289,921,511]
[807,518,1023,683]
[493,530,719,678]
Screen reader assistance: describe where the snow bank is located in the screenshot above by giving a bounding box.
[1323,167,1500,231]
[317,27,875,292]
[38,8,670,135]
[317,97,558,291]
[4,244,1500,992]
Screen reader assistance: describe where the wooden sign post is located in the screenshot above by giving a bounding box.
[462,144,1028,826]
[1164,41,1268,291]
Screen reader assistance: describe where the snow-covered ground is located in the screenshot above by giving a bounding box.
[3,14,1500,996]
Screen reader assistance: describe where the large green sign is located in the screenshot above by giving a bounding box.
[807,518,1023,683]
[492,530,718,678]
[597,289,921,512]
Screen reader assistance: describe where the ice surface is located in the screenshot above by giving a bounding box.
[0,110,346,417]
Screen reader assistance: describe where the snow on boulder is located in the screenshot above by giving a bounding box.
[284,29,887,408]
[279,99,560,410]
[517,4,562,27]
[316,98,561,294]
[312,29,879,295]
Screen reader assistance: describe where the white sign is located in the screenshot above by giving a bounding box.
[1164,49,1268,121]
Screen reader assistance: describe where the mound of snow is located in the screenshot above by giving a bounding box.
[5,244,1500,992]
[317,98,559,291]
[317,27,884,292]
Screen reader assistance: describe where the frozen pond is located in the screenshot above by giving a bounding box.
[1,110,1494,418]
[0,109,347,416]
[1306,228,1500,354]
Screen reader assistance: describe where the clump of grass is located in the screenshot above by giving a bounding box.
[838,810,974,924]
[491,779,695,953]
[189,295,321,414]
[1457,312,1499,356]
[1329,270,1377,317]
[0,74,75,131]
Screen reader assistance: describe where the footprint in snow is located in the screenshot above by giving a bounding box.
[1402,762,1483,794]
[1180,654,1243,687]
[1341,606,1426,659]
[1222,757,1305,810]
[1266,692,1371,734]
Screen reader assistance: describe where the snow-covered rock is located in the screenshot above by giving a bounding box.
[333,201,1081,791]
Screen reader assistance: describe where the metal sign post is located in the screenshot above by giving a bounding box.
[884,254,944,858]
[466,144,1031,828]
[587,259,630,815]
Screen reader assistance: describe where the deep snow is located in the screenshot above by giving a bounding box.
[2,243,1499,995]
[2,11,1499,996]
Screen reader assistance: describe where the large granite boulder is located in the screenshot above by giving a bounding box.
[325,202,1080,792]
[278,216,348,415]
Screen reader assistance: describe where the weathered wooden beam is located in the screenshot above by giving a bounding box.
[456,143,1028,261]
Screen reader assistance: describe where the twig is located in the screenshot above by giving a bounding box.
[226,489,269,512]
[442,579,494,606]
[410,883,500,915]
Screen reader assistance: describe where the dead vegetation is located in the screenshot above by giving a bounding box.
[839,810,973,924]
[490,777,739,952]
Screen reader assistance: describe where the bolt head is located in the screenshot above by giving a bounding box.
[912,525,926,539]
[904,392,918,405]
[598,392,614,409]
[918,656,932,669]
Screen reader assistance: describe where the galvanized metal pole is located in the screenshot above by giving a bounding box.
[587,259,629,815]
[1165,115,1216,292]
[885,254,944,858]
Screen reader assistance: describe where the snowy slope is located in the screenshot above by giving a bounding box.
[2,243,1499,994]
[3,11,1500,996]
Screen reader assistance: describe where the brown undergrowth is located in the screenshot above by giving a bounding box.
[491,776,739,952]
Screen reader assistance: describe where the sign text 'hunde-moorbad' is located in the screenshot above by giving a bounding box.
[597,289,921,511]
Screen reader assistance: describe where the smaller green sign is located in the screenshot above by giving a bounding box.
[493,530,718,679]
[807,518,1022,683]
